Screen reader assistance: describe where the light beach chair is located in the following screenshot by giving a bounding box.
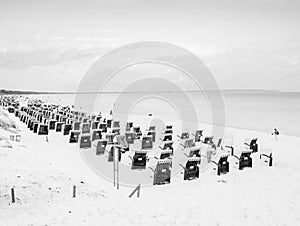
[178,132,189,140]
[81,123,91,134]
[153,159,172,185]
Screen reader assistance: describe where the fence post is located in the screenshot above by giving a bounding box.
[11,188,15,203]
[73,185,76,198]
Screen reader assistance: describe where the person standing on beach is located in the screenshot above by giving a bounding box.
[271,128,279,141]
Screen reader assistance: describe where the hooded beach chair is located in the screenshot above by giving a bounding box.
[260,152,273,167]
[161,133,172,142]
[133,126,142,139]
[105,133,116,145]
[106,119,112,128]
[92,129,102,141]
[82,123,91,134]
[159,141,174,151]
[131,150,148,170]
[125,132,135,144]
[211,153,230,176]
[203,136,214,144]
[244,138,258,153]
[63,124,72,135]
[112,128,120,135]
[56,122,64,132]
[96,139,107,155]
[99,122,107,132]
[141,136,153,150]
[38,124,49,135]
[234,149,253,170]
[92,121,99,130]
[49,120,56,130]
[153,159,172,185]
[33,122,39,133]
[159,150,173,159]
[73,121,81,130]
[112,121,120,128]
[69,131,80,143]
[126,122,133,131]
[187,147,201,158]
[178,132,189,140]
[182,157,200,180]
[79,134,92,149]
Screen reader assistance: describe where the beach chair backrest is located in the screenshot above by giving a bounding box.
[162,141,173,150]
[166,125,173,130]
[112,128,120,135]
[160,150,172,159]
[142,136,153,150]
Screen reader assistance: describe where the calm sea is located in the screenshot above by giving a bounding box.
[33,91,300,137]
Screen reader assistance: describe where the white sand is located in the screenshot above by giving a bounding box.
[0,108,300,226]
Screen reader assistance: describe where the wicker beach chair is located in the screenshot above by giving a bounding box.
[153,159,172,185]
[131,150,147,170]
[182,157,200,180]
[79,134,92,149]
[69,131,80,143]
[92,129,102,141]
[96,139,107,155]
[234,149,252,170]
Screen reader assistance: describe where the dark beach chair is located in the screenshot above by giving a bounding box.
[92,121,99,130]
[99,123,107,132]
[106,119,112,128]
[69,131,80,143]
[260,152,273,167]
[244,138,258,153]
[49,120,56,130]
[164,129,173,135]
[92,129,102,141]
[181,157,200,180]
[147,131,156,142]
[96,139,107,155]
[105,133,116,145]
[161,133,172,142]
[141,136,153,150]
[131,150,148,170]
[63,124,72,135]
[159,150,173,159]
[211,153,230,175]
[178,132,189,140]
[56,122,64,132]
[38,124,49,135]
[234,150,252,170]
[33,122,39,133]
[79,134,92,149]
[166,125,173,130]
[133,126,142,139]
[112,128,120,135]
[112,121,120,128]
[153,159,172,185]
[126,122,133,131]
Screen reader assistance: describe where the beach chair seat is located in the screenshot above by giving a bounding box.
[131,150,148,170]
[69,131,80,143]
[234,149,252,170]
[38,124,49,135]
[153,159,172,185]
[244,138,258,153]
[141,136,153,150]
[92,129,102,141]
[96,139,107,155]
[79,135,92,149]
[183,157,200,180]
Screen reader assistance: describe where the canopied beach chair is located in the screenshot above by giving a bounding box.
[244,138,258,153]
[92,129,102,141]
[178,132,189,140]
[112,121,120,128]
[105,133,116,145]
[106,119,112,128]
[159,150,173,159]
[96,139,107,155]
[99,122,107,132]
[234,149,253,170]
[133,126,142,139]
[69,131,80,143]
[126,122,133,131]
[112,128,120,135]
[260,152,273,167]
[49,120,57,130]
[153,159,172,185]
[182,157,200,180]
[148,125,156,131]
[161,133,172,142]
[56,122,64,132]
[125,132,135,144]
[82,123,91,134]
[33,122,39,133]
[63,124,72,135]
[38,124,49,135]
[211,153,230,176]
[131,150,148,170]
[203,136,214,144]
[79,134,92,149]
[159,141,174,152]
[141,136,153,150]
[73,121,81,130]
[92,121,99,130]
[186,147,201,158]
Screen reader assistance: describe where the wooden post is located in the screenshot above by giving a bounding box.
[11,188,15,203]
[129,184,141,198]
[72,185,76,198]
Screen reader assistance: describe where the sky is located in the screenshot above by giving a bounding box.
[0,0,299,92]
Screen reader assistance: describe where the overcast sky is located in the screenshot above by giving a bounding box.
[0,0,299,92]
